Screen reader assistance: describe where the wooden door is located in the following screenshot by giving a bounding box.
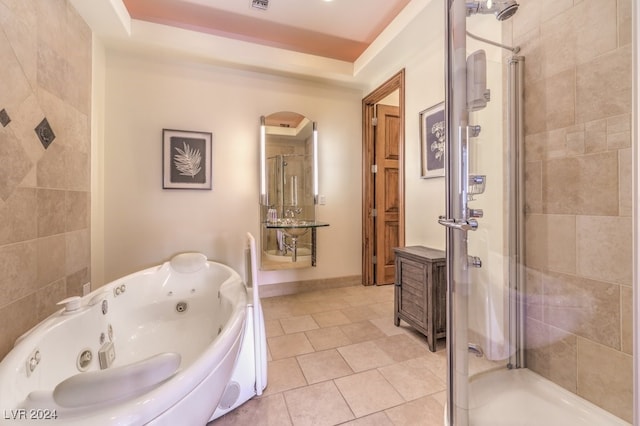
[375,104,400,285]
[362,69,404,287]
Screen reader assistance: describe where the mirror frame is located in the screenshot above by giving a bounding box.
[259,112,322,270]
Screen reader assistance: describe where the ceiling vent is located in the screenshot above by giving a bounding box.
[251,0,268,10]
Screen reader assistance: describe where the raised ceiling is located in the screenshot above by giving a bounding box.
[70,0,438,85]
[121,0,411,62]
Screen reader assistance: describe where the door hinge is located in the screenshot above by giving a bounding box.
[371,164,378,173]
[372,117,378,126]
[372,208,377,217]
[372,255,377,264]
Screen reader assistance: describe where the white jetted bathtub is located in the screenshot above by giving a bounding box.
[0,234,267,425]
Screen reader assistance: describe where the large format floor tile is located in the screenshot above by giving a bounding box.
[211,284,446,426]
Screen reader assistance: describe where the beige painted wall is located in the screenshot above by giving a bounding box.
[0,0,92,359]
[96,0,450,290]
[403,39,447,251]
[101,51,363,286]
[362,0,448,251]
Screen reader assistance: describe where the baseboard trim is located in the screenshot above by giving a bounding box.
[259,275,363,298]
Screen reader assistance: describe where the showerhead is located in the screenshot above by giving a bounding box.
[466,0,519,21]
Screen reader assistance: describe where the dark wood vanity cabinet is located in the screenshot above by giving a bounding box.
[393,246,446,352]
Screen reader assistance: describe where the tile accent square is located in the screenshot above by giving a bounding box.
[0,109,10,127]
[34,117,55,149]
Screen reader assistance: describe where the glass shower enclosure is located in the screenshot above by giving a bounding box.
[443,0,635,425]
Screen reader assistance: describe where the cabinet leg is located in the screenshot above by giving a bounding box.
[394,316,400,326]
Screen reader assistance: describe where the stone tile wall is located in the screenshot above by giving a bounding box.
[0,0,91,359]
[508,0,633,421]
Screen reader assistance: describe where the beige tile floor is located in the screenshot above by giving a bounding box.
[211,284,447,426]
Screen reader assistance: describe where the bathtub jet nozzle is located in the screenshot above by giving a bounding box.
[98,342,116,369]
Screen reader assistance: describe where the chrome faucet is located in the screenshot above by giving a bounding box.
[284,208,302,219]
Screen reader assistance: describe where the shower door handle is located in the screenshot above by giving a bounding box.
[438,216,478,231]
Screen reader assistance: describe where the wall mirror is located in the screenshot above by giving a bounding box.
[259,111,328,270]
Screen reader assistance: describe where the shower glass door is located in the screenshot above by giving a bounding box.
[443,1,515,424]
[445,0,634,425]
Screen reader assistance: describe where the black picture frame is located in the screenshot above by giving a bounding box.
[419,102,445,178]
[162,129,212,189]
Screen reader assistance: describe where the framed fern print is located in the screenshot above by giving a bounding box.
[162,129,212,189]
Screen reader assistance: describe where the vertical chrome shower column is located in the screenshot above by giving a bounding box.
[444,0,470,425]
[507,55,525,369]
